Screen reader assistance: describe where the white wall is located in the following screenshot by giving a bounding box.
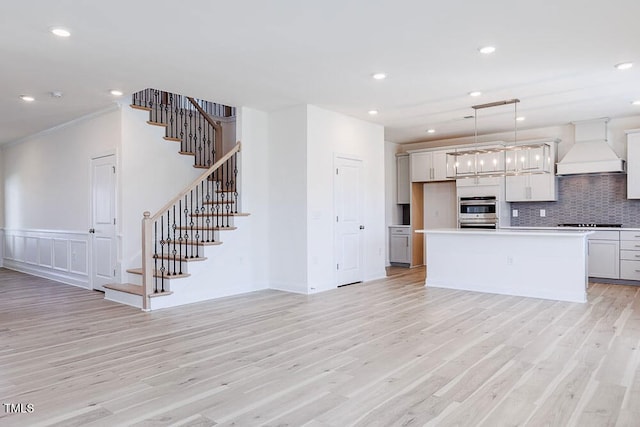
[3,108,120,231]
[267,105,309,293]
[307,105,386,290]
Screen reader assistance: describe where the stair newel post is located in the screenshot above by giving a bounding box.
[141,211,153,311]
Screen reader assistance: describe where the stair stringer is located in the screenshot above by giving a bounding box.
[148,217,262,310]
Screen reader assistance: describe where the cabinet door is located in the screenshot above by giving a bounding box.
[505,175,528,201]
[432,151,452,181]
[390,234,410,263]
[397,155,410,204]
[588,240,620,278]
[627,133,640,199]
[410,152,432,182]
[528,173,556,201]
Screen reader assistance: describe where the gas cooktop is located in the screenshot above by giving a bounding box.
[558,223,622,228]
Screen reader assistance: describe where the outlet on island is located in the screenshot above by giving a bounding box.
[540,209,546,217]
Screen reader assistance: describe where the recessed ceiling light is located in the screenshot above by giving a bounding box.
[516,116,526,121]
[427,129,436,134]
[469,91,482,97]
[615,62,633,70]
[372,73,387,80]
[110,89,124,97]
[632,100,640,106]
[51,27,71,37]
[479,46,496,54]
[368,110,379,115]
[20,95,35,102]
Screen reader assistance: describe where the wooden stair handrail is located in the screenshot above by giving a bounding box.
[186,97,223,134]
[148,142,240,222]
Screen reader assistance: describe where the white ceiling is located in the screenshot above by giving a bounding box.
[2,0,640,146]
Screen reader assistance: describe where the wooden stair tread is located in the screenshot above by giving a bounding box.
[147,121,168,127]
[152,254,208,262]
[149,290,174,298]
[130,104,152,111]
[126,268,191,279]
[179,151,195,156]
[163,136,182,142]
[104,283,143,296]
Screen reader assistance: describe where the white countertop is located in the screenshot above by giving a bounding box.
[415,228,594,237]
[388,224,410,228]
[503,226,639,231]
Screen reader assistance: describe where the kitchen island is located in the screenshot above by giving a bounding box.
[418,228,593,303]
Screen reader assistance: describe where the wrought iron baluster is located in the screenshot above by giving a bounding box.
[154,220,158,293]
[233,152,239,213]
[159,216,165,293]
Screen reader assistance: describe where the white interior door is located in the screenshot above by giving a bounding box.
[91,155,117,291]
[334,156,364,286]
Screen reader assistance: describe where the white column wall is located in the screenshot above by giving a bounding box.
[237,107,270,289]
[306,105,386,291]
[267,105,309,293]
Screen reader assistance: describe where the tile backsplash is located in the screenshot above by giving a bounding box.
[510,174,640,227]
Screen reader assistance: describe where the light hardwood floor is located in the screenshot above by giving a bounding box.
[1,267,639,426]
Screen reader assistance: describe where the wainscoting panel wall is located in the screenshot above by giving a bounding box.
[2,229,90,288]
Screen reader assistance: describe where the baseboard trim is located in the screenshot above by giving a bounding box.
[3,259,89,289]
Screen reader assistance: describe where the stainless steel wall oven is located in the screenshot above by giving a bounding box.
[458,196,498,229]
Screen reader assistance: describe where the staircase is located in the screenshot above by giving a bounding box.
[104,89,249,310]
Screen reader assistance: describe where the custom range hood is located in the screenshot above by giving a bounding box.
[556,118,625,175]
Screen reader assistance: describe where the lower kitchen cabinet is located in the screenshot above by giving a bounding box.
[389,226,411,265]
[588,231,620,279]
[620,230,640,280]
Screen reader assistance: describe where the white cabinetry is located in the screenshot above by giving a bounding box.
[626,130,640,199]
[389,226,411,265]
[588,230,620,279]
[505,143,557,202]
[410,150,451,182]
[506,173,557,201]
[620,231,640,280]
[396,154,410,204]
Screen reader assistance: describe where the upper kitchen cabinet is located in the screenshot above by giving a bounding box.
[626,130,640,199]
[505,141,558,202]
[396,154,410,204]
[410,150,452,182]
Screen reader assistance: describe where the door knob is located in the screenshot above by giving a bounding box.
[359,225,365,230]
[89,228,95,234]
